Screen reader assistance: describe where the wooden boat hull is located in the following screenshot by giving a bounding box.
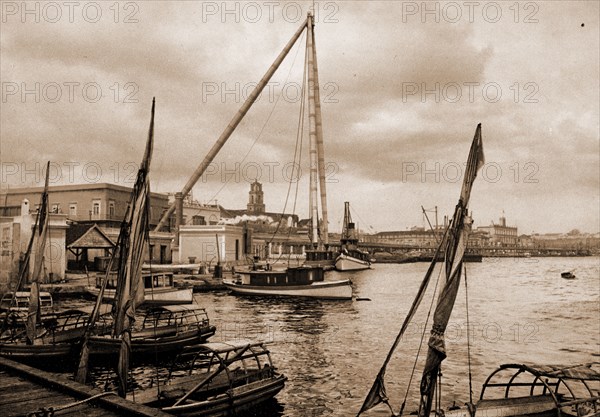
[0,342,78,359]
[223,279,353,300]
[87,326,216,357]
[335,253,371,271]
[85,286,194,305]
[161,374,287,417]
[443,395,564,417]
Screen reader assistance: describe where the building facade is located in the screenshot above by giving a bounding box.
[178,225,247,266]
[477,216,518,247]
[0,199,68,291]
[1,183,174,268]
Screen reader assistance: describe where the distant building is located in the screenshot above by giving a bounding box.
[247,180,266,214]
[178,225,247,266]
[168,193,220,226]
[0,183,174,268]
[363,229,438,248]
[477,216,518,247]
[0,183,170,228]
[0,199,68,291]
[218,181,298,229]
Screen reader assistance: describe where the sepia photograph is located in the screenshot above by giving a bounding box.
[0,1,598,416]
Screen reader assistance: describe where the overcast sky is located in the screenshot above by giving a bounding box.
[1,1,598,234]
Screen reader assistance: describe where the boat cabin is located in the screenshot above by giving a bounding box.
[477,363,600,417]
[134,339,286,413]
[138,304,211,338]
[96,272,175,290]
[42,304,113,343]
[305,249,336,262]
[238,266,325,286]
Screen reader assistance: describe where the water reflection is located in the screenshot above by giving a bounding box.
[51,257,599,417]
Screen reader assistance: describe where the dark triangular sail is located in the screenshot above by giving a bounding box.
[25,161,51,345]
[418,123,484,417]
[356,225,449,415]
[113,97,155,397]
[75,98,155,392]
[357,124,484,416]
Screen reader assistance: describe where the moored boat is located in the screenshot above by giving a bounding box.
[224,265,352,300]
[0,303,112,363]
[335,250,372,271]
[335,202,372,271]
[357,125,600,417]
[87,304,216,359]
[561,271,576,279]
[442,363,600,417]
[86,271,193,305]
[131,339,287,416]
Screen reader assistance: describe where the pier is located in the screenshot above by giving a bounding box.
[0,357,170,417]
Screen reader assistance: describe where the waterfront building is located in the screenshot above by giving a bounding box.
[178,224,247,266]
[0,199,68,291]
[476,215,518,247]
[362,228,438,249]
[168,193,220,226]
[0,183,174,269]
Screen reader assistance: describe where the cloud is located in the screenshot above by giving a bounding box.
[1,1,598,233]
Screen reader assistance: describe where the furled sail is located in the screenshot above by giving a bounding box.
[418,123,484,417]
[25,161,51,345]
[357,124,484,416]
[113,97,155,397]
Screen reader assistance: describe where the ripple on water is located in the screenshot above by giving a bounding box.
[54,257,599,417]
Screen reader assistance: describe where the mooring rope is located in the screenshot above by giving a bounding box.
[27,391,118,416]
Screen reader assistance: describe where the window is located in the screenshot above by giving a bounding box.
[92,200,101,216]
[108,201,115,218]
[148,244,155,262]
[51,203,60,213]
[69,203,77,217]
[192,215,205,225]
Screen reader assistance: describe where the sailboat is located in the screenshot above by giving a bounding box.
[335,202,372,271]
[0,162,94,362]
[76,99,214,389]
[357,125,600,417]
[221,13,352,300]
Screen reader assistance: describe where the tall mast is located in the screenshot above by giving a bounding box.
[311,19,329,246]
[155,18,309,232]
[306,12,319,248]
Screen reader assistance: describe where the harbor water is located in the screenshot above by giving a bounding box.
[58,257,599,416]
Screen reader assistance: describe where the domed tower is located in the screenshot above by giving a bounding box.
[247,180,265,214]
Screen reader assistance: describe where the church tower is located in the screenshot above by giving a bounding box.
[247,180,265,214]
